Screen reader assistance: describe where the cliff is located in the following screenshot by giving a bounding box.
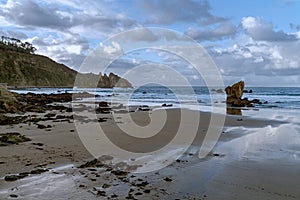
[0,48,131,88]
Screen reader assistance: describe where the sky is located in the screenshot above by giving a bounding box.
[0,0,300,86]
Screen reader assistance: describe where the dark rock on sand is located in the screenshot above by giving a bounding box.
[111,170,128,176]
[0,115,27,125]
[30,168,49,174]
[96,101,111,114]
[78,159,104,168]
[138,105,151,111]
[0,132,31,146]
[4,172,30,181]
[163,177,173,182]
[10,194,18,198]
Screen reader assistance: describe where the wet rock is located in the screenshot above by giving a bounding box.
[10,194,18,198]
[102,183,111,189]
[138,105,151,111]
[0,115,27,125]
[144,189,151,193]
[79,159,102,168]
[97,190,106,196]
[32,142,44,146]
[225,81,262,110]
[136,181,149,187]
[37,124,46,129]
[4,172,29,181]
[99,101,110,107]
[243,89,253,93]
[96,102,111,114]
[135,192,143,196]
[225,81,244,99]
[4,175,20,181]
[163,177,173,182]
[111,170,128,176]
[44,113,56,118]
[162,103,173,107]
[0,132,31,145]
[98,117,108,122]
[30,168,48,174]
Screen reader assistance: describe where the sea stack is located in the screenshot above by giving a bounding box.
[225,81,259,107]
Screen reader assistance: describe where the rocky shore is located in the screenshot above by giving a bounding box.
[0,87,299,200]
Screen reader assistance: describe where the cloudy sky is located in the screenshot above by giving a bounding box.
[1,0,300,86]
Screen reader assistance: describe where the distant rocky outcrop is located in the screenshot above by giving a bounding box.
[75,72,132,88]
[99,72,132,88]
[225,81,262,107]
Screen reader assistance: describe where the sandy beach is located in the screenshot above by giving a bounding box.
[0,104,299,200]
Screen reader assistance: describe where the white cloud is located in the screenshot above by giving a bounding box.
[101,41,122,55]
[241,16,298,42]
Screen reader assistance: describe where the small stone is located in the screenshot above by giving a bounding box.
[97,190,106,196]
[30,168,48,174]
[4,175,19,181]
[102,183,111,189]
[37,124,47,129]
[32,142,44,146]
[163,177,173,182]
[135,192,143,196]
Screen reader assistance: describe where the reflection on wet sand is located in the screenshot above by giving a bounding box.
[227,107,242,115]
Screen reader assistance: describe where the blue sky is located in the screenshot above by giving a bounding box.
[0,0,300,86]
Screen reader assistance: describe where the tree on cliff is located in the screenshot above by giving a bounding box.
[0,36,36,54]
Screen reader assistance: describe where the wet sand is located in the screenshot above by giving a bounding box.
[0,107,299,199]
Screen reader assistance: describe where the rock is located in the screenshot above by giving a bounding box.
[138,105,150,111]
[243,89,253,93]
[78,159,98,168]
[163,177,173,182]
[0,132,31,145]
[162,103,172,107]
[30,168,48,174]
[225,81,261,109]
[4,175,19,181]
[96,102,111,114]
[216,89,224,93]
[0,115,27,125]
[111,170,128,176]
[37,124,47,129]
[250,99,261,104]
[225,81,244,99]
[99,101,110,107]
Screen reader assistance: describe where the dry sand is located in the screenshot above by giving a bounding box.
[0,106,299,199]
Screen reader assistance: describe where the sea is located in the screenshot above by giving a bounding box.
[10,86,300,116]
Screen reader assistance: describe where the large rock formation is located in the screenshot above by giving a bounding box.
[225,81,244,99]
[225,81,261,107]
[99,72,132,88]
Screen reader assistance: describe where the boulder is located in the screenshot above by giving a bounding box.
[225,81,244,99]
[225,81,262,110]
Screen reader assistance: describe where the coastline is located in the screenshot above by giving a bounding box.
[0,104,299,199]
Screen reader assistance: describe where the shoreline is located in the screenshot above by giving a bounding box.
[1,104,299,199]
